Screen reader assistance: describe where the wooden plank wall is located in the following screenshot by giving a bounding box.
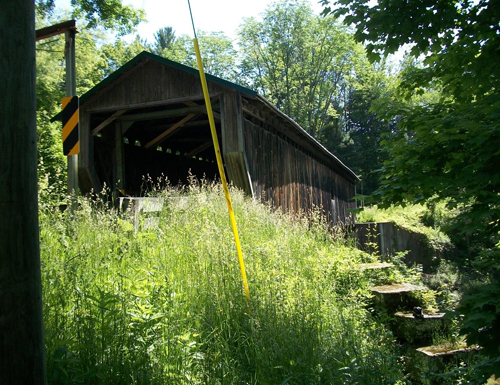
[83,60,226,111]
[244,119,356,225]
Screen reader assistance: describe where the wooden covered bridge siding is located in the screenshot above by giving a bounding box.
[245,120,355,224]
[240,99,356,225]
[72,52,357,224]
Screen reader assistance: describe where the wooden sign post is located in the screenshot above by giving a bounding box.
[65,28,78,195]
[36,20,79,195]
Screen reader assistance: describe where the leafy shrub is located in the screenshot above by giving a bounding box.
[456,240,500,383]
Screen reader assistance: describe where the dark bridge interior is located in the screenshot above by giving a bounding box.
[90,97,221,195]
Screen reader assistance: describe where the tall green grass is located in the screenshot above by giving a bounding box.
[40,182,404,384]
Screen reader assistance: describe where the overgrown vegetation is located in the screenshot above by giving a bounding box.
[356,202,500,383]
[357,204,452,255]
[30,0,500,382]
[320,0,500,379]
[40,183,403,384]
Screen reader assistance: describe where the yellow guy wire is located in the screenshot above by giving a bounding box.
[187,0,250,300]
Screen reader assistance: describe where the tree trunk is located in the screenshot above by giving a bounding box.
[0,0,47,383]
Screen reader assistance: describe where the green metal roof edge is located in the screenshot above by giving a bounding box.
[51,51,257,122]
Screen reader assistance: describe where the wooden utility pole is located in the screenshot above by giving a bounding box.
[65,26,79,195]
[36,19,79,195]
[0,0,47,383]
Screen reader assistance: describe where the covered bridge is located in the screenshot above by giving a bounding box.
[65,51,359,224]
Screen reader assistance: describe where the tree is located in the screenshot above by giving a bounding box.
[321,0,500,102]
[99,35,147,78]
[237,0,400,193]
[152,26,177,56]
[35,22,68,200]
[157,30,239,82]
[322,0,500,379]
[36,0,145,35]
[1,0,47,383]
[238,0,364,139]
[321,0,500,233]
[374,92,500,236]
[326,64,398,195]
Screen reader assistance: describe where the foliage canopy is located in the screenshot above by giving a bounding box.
[321,0,500,101]
[322,0,500,379]
[322,0,500,235]
[239,0,362,138]
[36,0,145,35]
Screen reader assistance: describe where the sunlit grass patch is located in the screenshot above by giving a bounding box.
[40,182,404,384]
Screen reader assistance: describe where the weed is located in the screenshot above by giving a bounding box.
[40,183,404,384]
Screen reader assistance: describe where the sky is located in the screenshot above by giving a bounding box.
[55,0,325,43]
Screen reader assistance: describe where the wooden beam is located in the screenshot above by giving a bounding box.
[168,137,210,143]
[121,120,134,134]
[184,95,218,107]
[115,105,219,122]
[86,94,221,113]
[115,123,125,196]
[145,114,197,149]
[92,109,127,135]
[209,110,221,120]
[224,152,254,197]
[221,92,244,153]
[189,97,221,120]
[183,120,210,128]
[242,105,265,123]
[36,19,76,41]
[144,120,209,134]
[187,141,213,157]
